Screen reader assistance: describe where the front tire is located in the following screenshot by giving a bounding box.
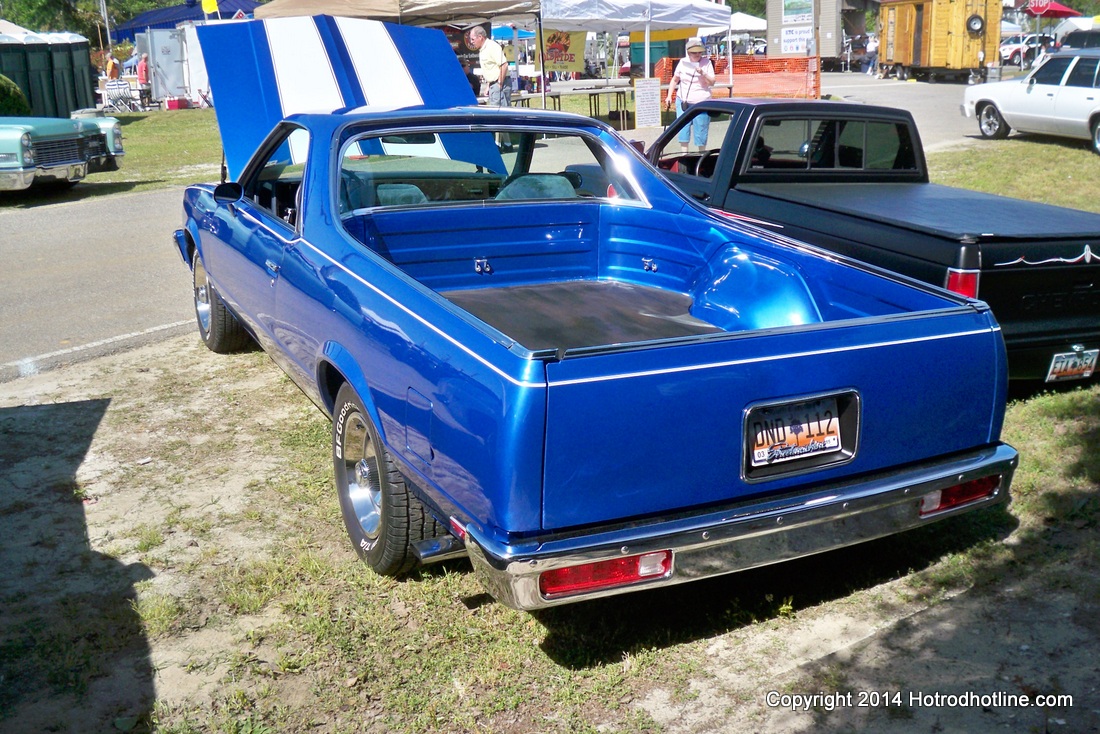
[192,255,251,353]
[1091,118,1100,156]
[978,104,1010,139]
[332,383,441,576]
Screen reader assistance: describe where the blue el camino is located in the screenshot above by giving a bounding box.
[173,16,1018,610]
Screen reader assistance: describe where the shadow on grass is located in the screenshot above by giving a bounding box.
[0,179,163,209]
[0,399,154,733]
[532,505,1017,669]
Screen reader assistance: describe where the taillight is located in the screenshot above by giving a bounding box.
[945,268,980,298]
[606,182,617,198]
[919,475,1001,516]
[539,550,672,599]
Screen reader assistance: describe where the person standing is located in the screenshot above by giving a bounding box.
[664,38,715,153]
[136,53,151,107]
[467,25,512,150]
[467,26,510,109]
[106,54,121,80]
[864,35,879,76]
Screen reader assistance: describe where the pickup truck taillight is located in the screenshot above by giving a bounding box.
[919,475,1002,516]
[945,268,980,298]
[539,550,672,599]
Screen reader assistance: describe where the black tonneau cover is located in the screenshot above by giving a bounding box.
[738,182,1100,242]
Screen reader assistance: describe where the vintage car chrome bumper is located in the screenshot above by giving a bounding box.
[0,162,87,191]
[463,443,1018,610]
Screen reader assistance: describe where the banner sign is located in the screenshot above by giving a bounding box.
[536,29,586,73]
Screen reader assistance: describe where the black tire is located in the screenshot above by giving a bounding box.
[332,383,442,576]
[1091,118,1100,156]
[192,254,252,353]
[978,103,1010,140]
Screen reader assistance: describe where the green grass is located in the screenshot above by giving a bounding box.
[927,137,1100,213]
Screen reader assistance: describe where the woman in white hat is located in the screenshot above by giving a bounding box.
[665,38,715,153]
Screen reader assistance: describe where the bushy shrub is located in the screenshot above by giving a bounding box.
[0,74,32,116]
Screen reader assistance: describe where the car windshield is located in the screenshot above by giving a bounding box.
[337,126,642,213]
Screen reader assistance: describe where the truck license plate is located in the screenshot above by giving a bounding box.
[750,396,842,467]
[1046,349,1098,382]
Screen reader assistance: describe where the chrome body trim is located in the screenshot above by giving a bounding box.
[464,443,1018,610]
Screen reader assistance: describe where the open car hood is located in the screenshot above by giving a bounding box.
[196,15,475,179]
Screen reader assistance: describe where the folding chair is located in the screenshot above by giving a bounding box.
[102,79,137,112]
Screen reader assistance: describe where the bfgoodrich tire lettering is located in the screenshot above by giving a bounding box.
[192,255,251,353]
[332,383,441,576]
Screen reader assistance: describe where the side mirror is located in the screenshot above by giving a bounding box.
[214,181,243,205]
[798,141,810,159]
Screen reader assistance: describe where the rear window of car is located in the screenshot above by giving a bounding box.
[337,127,641,213]
[1066,56,1100,87]
[749,118,918,172]
[1061,30,1100,49]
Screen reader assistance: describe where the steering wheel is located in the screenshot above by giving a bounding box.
[694,149,719,177]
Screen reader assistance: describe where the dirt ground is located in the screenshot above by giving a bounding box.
[1,334,1099,733]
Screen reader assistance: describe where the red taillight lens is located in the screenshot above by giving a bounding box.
[539,550,672,599]
[945,268,980,298]
[606,182,618,198]
[919,475,1001,516]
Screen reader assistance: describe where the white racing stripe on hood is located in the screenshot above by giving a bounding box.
[335,17,423,108]
[268,17,344,114]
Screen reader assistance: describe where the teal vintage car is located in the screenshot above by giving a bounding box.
[0,114,124,190]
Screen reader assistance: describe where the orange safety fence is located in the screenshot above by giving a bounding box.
[655,55,821,101]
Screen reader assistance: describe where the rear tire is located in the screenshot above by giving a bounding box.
[192,254,252,353]
[332,383,442,576]
[1091,118,1100,155]
[978,104,1010,140]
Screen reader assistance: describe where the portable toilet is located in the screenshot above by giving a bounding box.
[0,33,30,101]
[20,32,57,116]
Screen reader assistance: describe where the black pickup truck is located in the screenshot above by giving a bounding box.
[646,98,1100,384]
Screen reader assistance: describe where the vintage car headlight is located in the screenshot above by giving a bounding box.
[111,123,123,152]
[21,132,34,165]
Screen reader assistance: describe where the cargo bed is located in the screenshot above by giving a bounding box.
[441,281,722,351]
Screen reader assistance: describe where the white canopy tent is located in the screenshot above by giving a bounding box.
[256,0,730,77]
[698,11,766,38]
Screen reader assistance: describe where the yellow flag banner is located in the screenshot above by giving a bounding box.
[536,30,585,74]
[201,0,219,14]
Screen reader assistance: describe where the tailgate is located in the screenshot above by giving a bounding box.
[541,308,1005,530]
[976,239,1100,340]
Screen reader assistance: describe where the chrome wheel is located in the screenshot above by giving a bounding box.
[978,104,1009,140]
[193,256,212,338]
[341,407,382,541]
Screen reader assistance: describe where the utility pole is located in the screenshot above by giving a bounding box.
[99,0,113,49]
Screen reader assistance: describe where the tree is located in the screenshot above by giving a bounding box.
[729,0,767,20]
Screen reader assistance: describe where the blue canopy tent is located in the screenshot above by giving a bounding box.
[113,0,261,43]
[492,25,534,40]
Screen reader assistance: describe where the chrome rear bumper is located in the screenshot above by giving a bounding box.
[464,443,1018,610]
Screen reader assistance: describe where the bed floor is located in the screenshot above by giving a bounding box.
[440,280,722,351]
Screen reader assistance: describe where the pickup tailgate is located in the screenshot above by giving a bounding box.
[541,307,1005,530]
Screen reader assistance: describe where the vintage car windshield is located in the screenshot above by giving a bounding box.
[337,127,640,214]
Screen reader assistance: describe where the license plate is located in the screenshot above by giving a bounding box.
[1046,349,1099,382]
[749,396,842,467]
